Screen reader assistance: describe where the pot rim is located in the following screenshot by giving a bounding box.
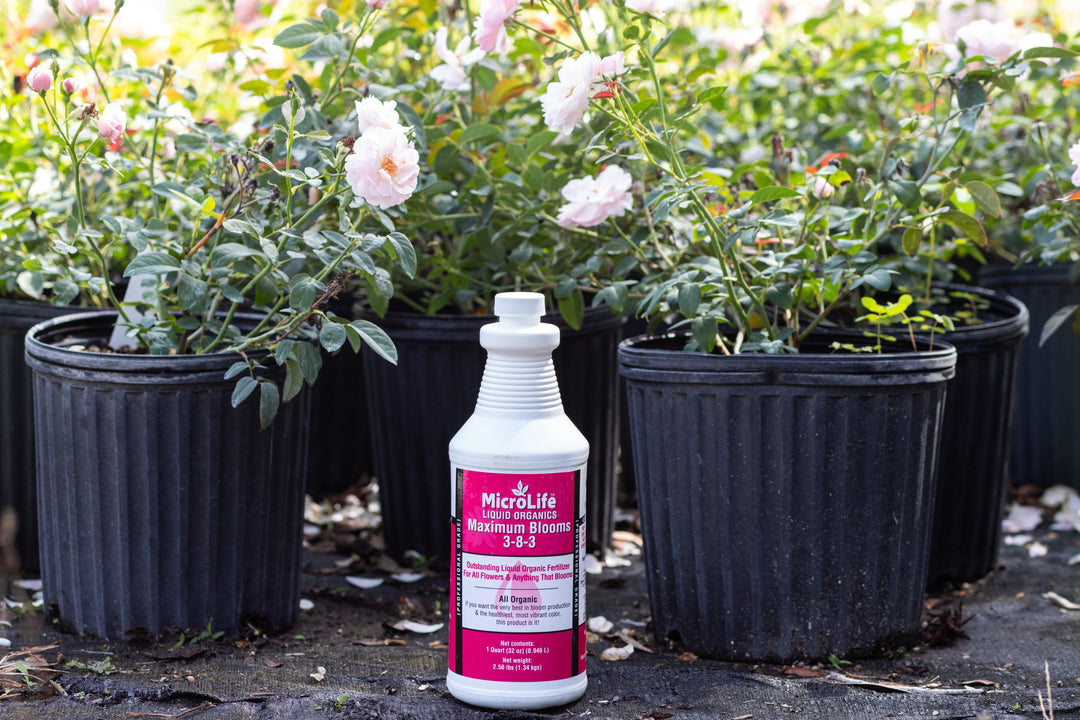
[924,283,1029,345]
[24,310,270,377]
[617,328,957,386]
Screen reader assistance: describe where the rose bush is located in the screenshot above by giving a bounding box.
[12,0,418,424]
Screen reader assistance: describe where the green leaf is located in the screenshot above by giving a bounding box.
[224,361,249,380]
[890,180,921,211]
[295,340,323,383]
[748,186,801,204]
[177,273,207,311]
[557,290,585,330]
[871,72,892,96]
[211,242,257,267]
[459,123,502,146]
[174,134,209,154]
[861,268,894,291]
[691,316,718,353]
[273,22,323,49]
[964,180,1001,217]
[1040,304,1080,347]
[123,251,180,277]
[678,283,701,316]
[283,359,304,402]
[258,380,280,430]
[231,376,257,408]
[935,210,987,245]
[765,282,793,309]
[387,232,417,278]
[350,319,397,364]
[222,219,257,236]
[901,227,922,256]
[1022,46,1080,59]
[526,130,559,158]
[319,322,347,352]
[956,78,987,110]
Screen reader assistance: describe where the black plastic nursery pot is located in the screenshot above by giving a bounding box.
[363,306,623,565]
[305,347,373,497]
[978,264,1080,490]
[0,298,77,571]
[618,333,956,662]
[926,285,1028,586]
[24,312,311,640]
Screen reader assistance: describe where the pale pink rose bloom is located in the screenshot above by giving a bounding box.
[366,0,389,8]
[62,75,83,94]
[556,166,634,229]
[541,52,603,135]
[810,175,834,199]
[472,0,521,54]
[431,27,485,92]
[345,127,420,209]
[67,0,102,17]
[355,97,402,135]
[97,102,126,142]
[937,0,1003,42]
[626,0,677,15]
[27,66,53,93]
[234,0,264,28]
[598,51,626,77]
[1069,141,1080,187]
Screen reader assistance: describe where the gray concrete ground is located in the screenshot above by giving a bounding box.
[1,518,1078,719]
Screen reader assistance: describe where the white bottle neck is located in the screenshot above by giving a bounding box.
[475,350,564,417]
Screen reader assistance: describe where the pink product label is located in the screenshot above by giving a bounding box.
[451,468,585,682]
[461,470,576,556]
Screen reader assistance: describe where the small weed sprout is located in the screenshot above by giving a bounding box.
[334,694,350,711]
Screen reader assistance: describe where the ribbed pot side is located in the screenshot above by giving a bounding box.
[618,335,956,662]
[364,307,623,565]
[0,298,75,571]
[25,312,310,640]
[979,264,1080,489]
[926,285,1028,586]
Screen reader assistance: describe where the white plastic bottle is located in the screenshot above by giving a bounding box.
[447,292,589,710]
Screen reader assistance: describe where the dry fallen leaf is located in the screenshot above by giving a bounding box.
[960,679,998,687]
[1043,591,1080,611]
[784,667,827,678]
[588,616,614,634]
[1029,541,1049,558]
[346,576,384,589]
[600,645,634,661]
[310,666,326,682]
[390,620,444,634]
[355,638,407,647]
[390,572,425,583]
[264,659,283,668]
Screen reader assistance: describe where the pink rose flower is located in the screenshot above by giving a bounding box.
[97,102,126,143]
[66,0,102,17]
[366,0,389,8]
[810,175,835,199]
[61,75,84,94]
[345,127,420,209]
[472,0,521,54]
[355,97,401,135]
[431,27,485,92]
[541,52,603,135]
[27,66,52,93]
[599,51,626,77]
[556,166,634,229]
[1069,140,1080,187]
[626,0,677,15]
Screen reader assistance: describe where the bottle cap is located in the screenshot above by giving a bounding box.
[494,292,545,319]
